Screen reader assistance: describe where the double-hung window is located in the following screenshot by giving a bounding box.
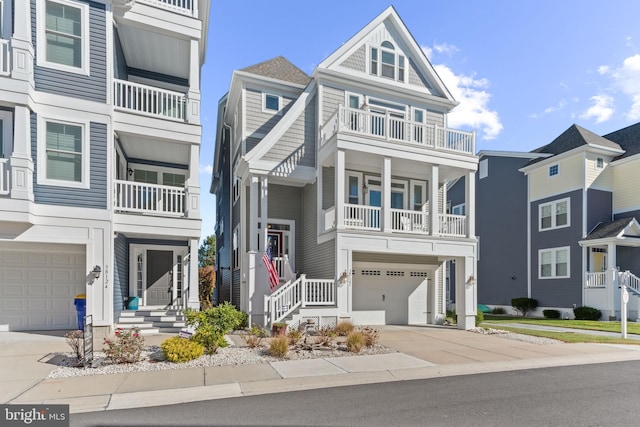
[539,247,570,279]
[38,117,89,188]
[539,198,569,231]
[370,41,406,82]
[37,0,90,75]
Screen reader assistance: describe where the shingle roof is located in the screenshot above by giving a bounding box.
[240,56,311,86]
[583,218,635,240]
[603,122,640,160]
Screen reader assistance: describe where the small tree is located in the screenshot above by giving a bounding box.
[511,297,538,317]
[199,265,215,309]
[198,235,216,268]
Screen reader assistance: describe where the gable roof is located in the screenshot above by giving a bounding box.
[583,218,636,240]
[603,121,640,160]
[240,56,311,86]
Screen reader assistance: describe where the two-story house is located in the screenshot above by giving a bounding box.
[450,122,640,319]
[212,6,479,330]
[0,0,209,335]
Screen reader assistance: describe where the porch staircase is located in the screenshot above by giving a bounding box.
[115,309,186,335]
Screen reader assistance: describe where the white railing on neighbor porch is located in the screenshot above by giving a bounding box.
[113,79,187,121]
[273,255,296,282]
[0,39,10,76]
[627,272,640,294]
[439,214,466,237]
[0,159,9,195]
[138,0,198,17]
[321,105,475,155]
[264,275,335,326]
[344,203,380,230]
[390,208,429,233]
[114,180,185,216]
[585,272,606,288]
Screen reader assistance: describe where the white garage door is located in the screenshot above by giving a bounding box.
[352,262,430,325]
[0,244,86,331]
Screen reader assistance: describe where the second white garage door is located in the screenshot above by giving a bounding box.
[352,262,430,325]
[0,244,86,331]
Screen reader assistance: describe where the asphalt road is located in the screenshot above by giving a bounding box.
[71,361,639,426]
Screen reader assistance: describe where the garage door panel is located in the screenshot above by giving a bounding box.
[27,284,49,297]
[28,253,48,264]
[28,269,48,281]
[1,284,24,297]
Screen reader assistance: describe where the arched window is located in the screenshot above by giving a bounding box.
[370,41,405,82]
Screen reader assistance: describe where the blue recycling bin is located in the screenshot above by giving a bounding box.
[74,295,86,331]
[127,296,139,310]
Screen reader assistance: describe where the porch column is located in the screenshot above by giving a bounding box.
[455,255,477,330]
[187,239,199,309]
[466,171,476,238]
[185,144,200,218]
[10,106,33,201]
[186,39,201,124]
[11,0,34,84]
[250,176,259,251]
[247,251,257,326]
[382,156,391,232]
[260,176,268,249]
[335,149,345,228]
[430,165,439,236]
[606,242,618,319]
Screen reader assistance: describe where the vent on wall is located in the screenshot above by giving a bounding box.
[386,271,405,276]
[362,270,381,276]
[410,272,429,277]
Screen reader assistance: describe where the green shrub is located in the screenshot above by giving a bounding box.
[543,309,561,319]
[237,311,249,329]
[491,307,506,315]
[511,298,538,317]
[346,331,365,353]
[184,302,244,354]
[475,311,484,327]
[334,320,355,337]
[269,336,289,358]
[574,306,602,321]
[161,336,205,363]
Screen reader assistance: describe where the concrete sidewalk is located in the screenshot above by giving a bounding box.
[3,325,640,414]
[485,322,640,340]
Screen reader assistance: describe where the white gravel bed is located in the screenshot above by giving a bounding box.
[470,327,563,344]
[47,341,396,379]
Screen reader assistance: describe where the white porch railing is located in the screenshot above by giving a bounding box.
[264,274,336,326]
[585,272,606,288]
[273,255,296,282]
[439,214,467,237]
[390,208,429,233]
[138,0,198,17]
[113,79,187,121]
[114,180,186,216]
[0,159,9,195]
[321,105,475,155]
[344,203,380,230]
[0,39,10,76]
[627,272,640,294]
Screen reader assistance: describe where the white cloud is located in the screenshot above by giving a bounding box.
[434,64,503,140]
[200,164,213,175]
[433,42,459,56]
[543,99,567,114]
[421,45,433,60]
[598,54,640,120]
[580,95,615,123]
[597,65,610,75]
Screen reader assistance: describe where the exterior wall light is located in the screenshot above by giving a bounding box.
[91,265,102,279]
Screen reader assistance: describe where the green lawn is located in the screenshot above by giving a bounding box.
[483,316,640,335]
[492,325,640,345]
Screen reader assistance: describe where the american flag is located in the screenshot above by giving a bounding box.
[262,246,279,291]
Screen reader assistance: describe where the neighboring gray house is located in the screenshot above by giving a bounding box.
[0,0,209,335]
[212,6,480,330]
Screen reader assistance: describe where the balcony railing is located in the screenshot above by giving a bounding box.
[585,272,606,288]
[344,203,381,230]
[0,159,9,195]
[138,0,198,17]
[321,105,475,155]
[390,208,429,233]
[439,214,466,237]
[114,180,185,216]
[0,39,10,76]
[113,79,187,121]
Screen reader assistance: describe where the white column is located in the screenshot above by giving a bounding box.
[11,0,34,84]
[466,171,476,238]
[187,239,199,309]
[430,165,439,236]
[606,242,618,319]
[250,176,259,251]
[260,176,268,249]
[10,106,33,200]
[455,255,477,330]
[247,251,256,326]
[335,150,345,228]
[186,39,201,124]
[382,157,391,231]
[185,144,200,218]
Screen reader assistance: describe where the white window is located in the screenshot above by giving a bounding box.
[162,172,185,187]
[539,198,570,231]
[345,171,362,205]
[452,204,466,215]
[413,108,425,142]
[0,110,13,159]
[370,41,405,82]
[539,247,570,279]
[37,0,90,75]
[596,157,604,169]
[232,226,239,270]
[263,93,281,113]
[410,180,426,211]
[479,159,488,179]
[37,116,89,188]
[549,164,559,176]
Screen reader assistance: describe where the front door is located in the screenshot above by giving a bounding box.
[146,250,173,306]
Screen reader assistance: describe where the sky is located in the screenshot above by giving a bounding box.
[198,0,640,241]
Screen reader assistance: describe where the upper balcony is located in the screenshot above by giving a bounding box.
[113,79,187,122]
[138,0,200,18]
[321,105,475,156]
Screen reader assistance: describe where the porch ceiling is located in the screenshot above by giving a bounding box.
[117,133,190,165]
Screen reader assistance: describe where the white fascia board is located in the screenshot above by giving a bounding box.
[34,93,112,120]
[477,150,552,160]
[579,236,640,248]
[586,143,625,156]
[248,161,316,185]
[120,5,201,39]
[114,215,202,238]
[520,144,624,174]
[611,151,640,167]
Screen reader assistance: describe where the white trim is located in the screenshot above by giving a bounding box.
[345,171,363,204]
[538,246,570,279]
[548,164,559,177]
[478,150,552,160]
[36,0,90,76]
[409,179,427,211]
[129,244,188,307]
[0,109,13,158]
[262,92,282,115]
[479,158,488,179]
[37,114,91,189]
[538,197,570,231]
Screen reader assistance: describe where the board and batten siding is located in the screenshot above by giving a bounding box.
[322,86,344,125]
[262,95,316,168]
[32,0,107,103]
[32,114,108,209]
[613,159,640,214]
[245,88,293,136]
[529,154,584,202]
[302,181,335,278]
[585,153,613,190]
[113,233,129,319]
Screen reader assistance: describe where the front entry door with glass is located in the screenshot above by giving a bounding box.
[146,250,173,306]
